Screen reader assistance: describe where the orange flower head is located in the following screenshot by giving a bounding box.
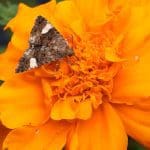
[0,0,150,150]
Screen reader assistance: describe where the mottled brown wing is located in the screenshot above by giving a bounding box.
[15,16,74,73]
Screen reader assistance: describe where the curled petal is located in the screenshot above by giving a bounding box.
[121,1,150,53]
[110,0,150,104]
[0,74,50,128]
[66,102,127,150]
[3,120,71,150]
[50,98,92,120]
[53,0,85,38]
[73,0,110,30]
[113,102,150,147]
[112,41,150,104]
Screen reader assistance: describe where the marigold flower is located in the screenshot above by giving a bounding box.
[0,0,150,149]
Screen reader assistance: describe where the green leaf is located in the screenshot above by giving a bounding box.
[128,137,146,150]
[13,0,36,6]
[0,0,37,26]
[0,2,17,26]
[1,0,36,6]
[0,46,6,53]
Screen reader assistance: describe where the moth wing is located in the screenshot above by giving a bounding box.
[15,16,74,73]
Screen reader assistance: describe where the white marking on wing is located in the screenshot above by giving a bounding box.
[41,23,53,34]
[24,49,32,56]
[29,36,36,43]
[29,58,38,68]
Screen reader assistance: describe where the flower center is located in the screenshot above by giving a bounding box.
[39,33,120,109]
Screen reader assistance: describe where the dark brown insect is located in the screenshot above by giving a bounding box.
[15,16,74,73]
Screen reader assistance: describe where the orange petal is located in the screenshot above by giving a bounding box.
[66,102,127,150]
[112,1,150,104]
[73,0,110,30]
[53,0,85,38]
[51,99,92,120]
[10,32,28,52]
[0,123,10,149]
[0,74,49,129]
[3,120,71,150]
[0,43,22,80]
[6,0,56,50]
[51,99,76,120]
[105,47,125,62]
[112,41,150,104]
[6,1,56,34]
[108,0,128,11]
[120,1,150,54]
[113,103,150,147]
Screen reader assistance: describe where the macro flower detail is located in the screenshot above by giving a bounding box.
[0,0,150,150]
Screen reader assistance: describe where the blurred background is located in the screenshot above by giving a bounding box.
[0,0,146,150]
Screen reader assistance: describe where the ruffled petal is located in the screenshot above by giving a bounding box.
[113,102,150,147]
[50,98,92,120]
[0,74,50,129]
[73,0,110,29]
[120,1,150,53]
[53,0,85,38]
[66,102,127,150]
[111,1,150,104]
[112,41,150,104]
[3,120,71,150]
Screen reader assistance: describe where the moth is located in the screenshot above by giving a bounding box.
[15,16,74,73]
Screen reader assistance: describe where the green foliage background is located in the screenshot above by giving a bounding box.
[0,0,147,150]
